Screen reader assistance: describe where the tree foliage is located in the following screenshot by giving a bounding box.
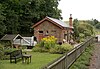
[78,23,94,36]
[73,19,95,40]
[87,19,100,29]
[0,0,62,35]
[0,4,6,35]
[73,19,79,39]
[0,44,4,59]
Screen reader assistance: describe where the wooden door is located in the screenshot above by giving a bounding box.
[38,31,44,41]
[38,34,43,41]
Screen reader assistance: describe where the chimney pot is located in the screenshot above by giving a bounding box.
[70,14,72,19]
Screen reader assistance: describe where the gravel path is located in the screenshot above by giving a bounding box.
[89,43,100,69]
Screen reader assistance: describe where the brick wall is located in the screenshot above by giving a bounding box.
[34,20,69,43]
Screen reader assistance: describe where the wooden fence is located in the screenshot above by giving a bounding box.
[41,37,95,69]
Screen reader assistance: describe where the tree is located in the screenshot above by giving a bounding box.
[73,19,95,42]
[73,19,79,39]
[18,0,62,34]
[0,4,6,35]
[0,0,62,35]
[93,19,99,25]
[78,23,94,37]
[86,19,99,27]
[95,23,100,29]
[4,10,19,34]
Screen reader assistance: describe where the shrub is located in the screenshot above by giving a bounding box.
[41,36,57,49]
[33,47,42,52]
[61,43,73,51]
[33,46,48,52]
[80,38,85,42]
[38,41,44,48]
[33,36,57,52]
[49,48,57,54]
[49,43,73,54]
[0,44,4,59]
[49,44,62,54]
[4,48,17,55]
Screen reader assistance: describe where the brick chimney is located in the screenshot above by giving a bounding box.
[69,14,73,27]
[69,14,73,32]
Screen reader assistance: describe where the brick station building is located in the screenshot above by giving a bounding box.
[32,14,73,43]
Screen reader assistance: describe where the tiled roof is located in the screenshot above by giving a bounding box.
[32,16,74,28]
[47,17,70,28]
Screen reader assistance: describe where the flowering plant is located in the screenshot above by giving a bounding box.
[41,36,57,49]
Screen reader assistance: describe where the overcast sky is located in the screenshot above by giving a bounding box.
[58,0,100,21]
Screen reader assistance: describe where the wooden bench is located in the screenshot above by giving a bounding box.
[10,50,23,63]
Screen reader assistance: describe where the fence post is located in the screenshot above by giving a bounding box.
[65,54,68,69]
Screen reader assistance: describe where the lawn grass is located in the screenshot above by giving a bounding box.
[0,52,61,69]
[69,44,94,69]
